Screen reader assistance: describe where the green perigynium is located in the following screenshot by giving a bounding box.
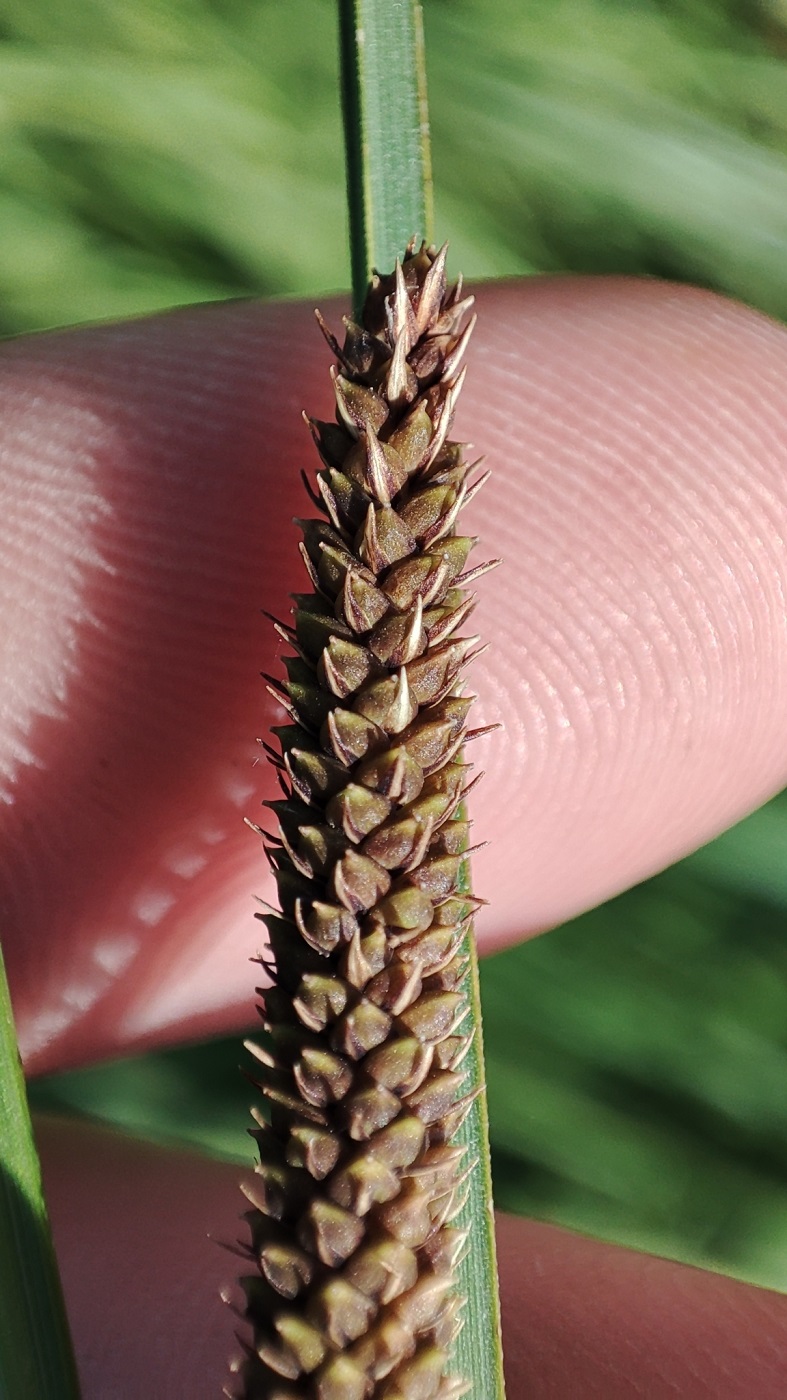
[234,242,494,1400]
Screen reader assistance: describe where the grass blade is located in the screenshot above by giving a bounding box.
[337,6,506,1394]
[451,843,507,1397]
[0,942,81,1399]
[338,0,433,313]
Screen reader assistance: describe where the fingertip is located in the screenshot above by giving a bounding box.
[6,279,787,1064]
[462,277,787,942]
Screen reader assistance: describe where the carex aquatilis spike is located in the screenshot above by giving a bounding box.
[235,241,493,1400]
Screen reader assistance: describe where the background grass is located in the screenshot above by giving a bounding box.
[11,0,787,1290]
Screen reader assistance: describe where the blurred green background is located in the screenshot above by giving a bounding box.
[15,0,787,1290]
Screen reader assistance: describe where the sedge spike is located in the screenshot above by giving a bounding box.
[235,241,490,1400]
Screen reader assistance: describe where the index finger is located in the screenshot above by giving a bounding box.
[3,277,787,1073]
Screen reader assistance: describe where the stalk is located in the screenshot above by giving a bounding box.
[338,0,433,315]
[0,943,81,1399]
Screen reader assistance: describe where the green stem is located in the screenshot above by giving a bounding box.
[338,0,433,316]
[0,943,81,1399]
[337,8,506,1394]
[453,841,507,1398]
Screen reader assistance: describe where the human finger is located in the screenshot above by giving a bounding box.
[3,279,787,1072]
[38,1116,787,1398]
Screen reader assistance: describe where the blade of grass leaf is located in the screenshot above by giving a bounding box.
[338,6,505,1393]
[338,0,433,314]
[451,836,507,1399]
[0,942,81,1398]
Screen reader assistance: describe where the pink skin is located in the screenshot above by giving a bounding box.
[38,1117,787,1399]
[3,277,787,1391]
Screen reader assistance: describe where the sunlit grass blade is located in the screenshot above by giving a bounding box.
[451,843,506,1397]
[338,0,433,313]
[0,943,81,1398]
[336,5,506,1395]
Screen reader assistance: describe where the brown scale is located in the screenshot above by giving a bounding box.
[232,242,496,1400]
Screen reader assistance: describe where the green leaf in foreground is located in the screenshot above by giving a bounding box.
[0,943,81,1399]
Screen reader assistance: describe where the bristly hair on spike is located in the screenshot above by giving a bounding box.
[234,241,491,1399]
